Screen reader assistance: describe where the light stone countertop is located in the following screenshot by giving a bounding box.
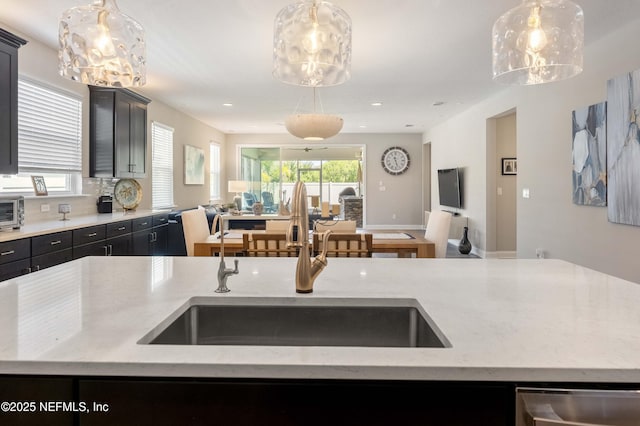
[0,210,167,242]
[0,256,639,383]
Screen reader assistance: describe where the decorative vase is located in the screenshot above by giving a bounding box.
[252,201,264,216]
[278,200,290,216]
[458,226,472,255]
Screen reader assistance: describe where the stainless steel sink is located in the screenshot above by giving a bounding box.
[139,297,450,348]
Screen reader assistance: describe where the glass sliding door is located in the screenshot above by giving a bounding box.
[238,145,364,220]
[240,147,280,212]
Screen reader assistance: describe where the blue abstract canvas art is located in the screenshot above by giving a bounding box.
[572,102,606,206]
[607,70,640,226]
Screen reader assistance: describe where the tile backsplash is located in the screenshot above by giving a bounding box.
[23,178,119,224]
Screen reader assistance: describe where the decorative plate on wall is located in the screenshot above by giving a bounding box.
[114,178,142,210]
[381,146,410,175]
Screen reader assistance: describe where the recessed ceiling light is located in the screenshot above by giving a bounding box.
[223,103,233,107]
[432,101,445,106]
[371,102,383,107]
[359,125,367,129]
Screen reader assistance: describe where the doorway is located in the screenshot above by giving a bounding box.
[494,111,517,257]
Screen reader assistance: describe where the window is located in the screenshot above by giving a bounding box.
[210,142,221,201]
[151,122,174,209]
[0,79,82,195]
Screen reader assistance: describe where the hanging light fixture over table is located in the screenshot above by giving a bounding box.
[273,0,352,87]
[285,87,343,140]
[58,0,146,88]
[492,0,583,85]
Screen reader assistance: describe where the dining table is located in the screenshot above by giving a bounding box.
[193,229,435,258]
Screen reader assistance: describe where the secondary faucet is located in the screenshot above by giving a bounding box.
[287,181,332,293]
[213,214,239,293]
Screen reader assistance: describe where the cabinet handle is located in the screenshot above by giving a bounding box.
[33,265,40,272]
[140,222,148,226]
[1,250,15,256]
[87,232,97,237]
[108,244,113,256]
[103,245,109,256]
[118,226,126,231]
[50,240,62,246]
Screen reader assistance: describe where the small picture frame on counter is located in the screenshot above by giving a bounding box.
[31,175,48,196]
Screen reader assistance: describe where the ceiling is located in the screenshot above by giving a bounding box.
[2,0,639,136]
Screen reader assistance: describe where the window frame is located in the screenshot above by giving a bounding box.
[151,121,175,210]
[0,77,83,196]
[210,142,221,202]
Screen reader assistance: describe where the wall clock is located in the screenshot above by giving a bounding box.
[381,146,410,175]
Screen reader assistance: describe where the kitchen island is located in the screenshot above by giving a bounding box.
[1,256,639,425]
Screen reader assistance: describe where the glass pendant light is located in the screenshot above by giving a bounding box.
[273,0,352,87]
[58,0,146,88]
[492,0,583,85]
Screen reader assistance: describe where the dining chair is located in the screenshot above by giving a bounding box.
[424,210,452,258]
[313,232,372,258]
[181,209,211,256]
[314,220,356,233]
[242,233,297,257]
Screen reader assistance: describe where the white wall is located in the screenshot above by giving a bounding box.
[225,133,424,228]
[425,18,640,284]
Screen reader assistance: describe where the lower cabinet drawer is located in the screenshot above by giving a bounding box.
[31,248,73,271]
[132,216,153,232]
[0,238,31,265]
[0,258,32,281]
[32,231,73,256]
[73,225,106,246]
[107,220,131,238]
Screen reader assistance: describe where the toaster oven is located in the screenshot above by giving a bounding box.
[0,196,25,230]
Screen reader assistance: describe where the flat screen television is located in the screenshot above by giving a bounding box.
[437,168,462,209]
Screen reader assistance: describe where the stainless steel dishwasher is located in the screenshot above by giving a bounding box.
[516,387,640,426]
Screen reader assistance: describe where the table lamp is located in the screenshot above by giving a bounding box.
[228,180,248,211]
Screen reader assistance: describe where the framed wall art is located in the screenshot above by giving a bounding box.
[184,145,205,185]
[607,68,640,226]
[572,102,606,206]
[501,158,517,175]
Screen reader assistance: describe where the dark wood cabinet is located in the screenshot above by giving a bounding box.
[0,238,31,281]
[72,221,137,259]
[131,214,167,255]
[0,29,27,175]
[31,231,73,257]
[0,258,31,281]
[107,233,132,255]
[2,214,164,278]
[31,231,73,271]
[89,86,150,178]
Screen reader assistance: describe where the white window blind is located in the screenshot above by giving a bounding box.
[152,122,174,209]
[210,142,221,200]
[17,79,82,174]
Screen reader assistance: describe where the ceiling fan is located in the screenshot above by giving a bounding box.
[285,147,329,152]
